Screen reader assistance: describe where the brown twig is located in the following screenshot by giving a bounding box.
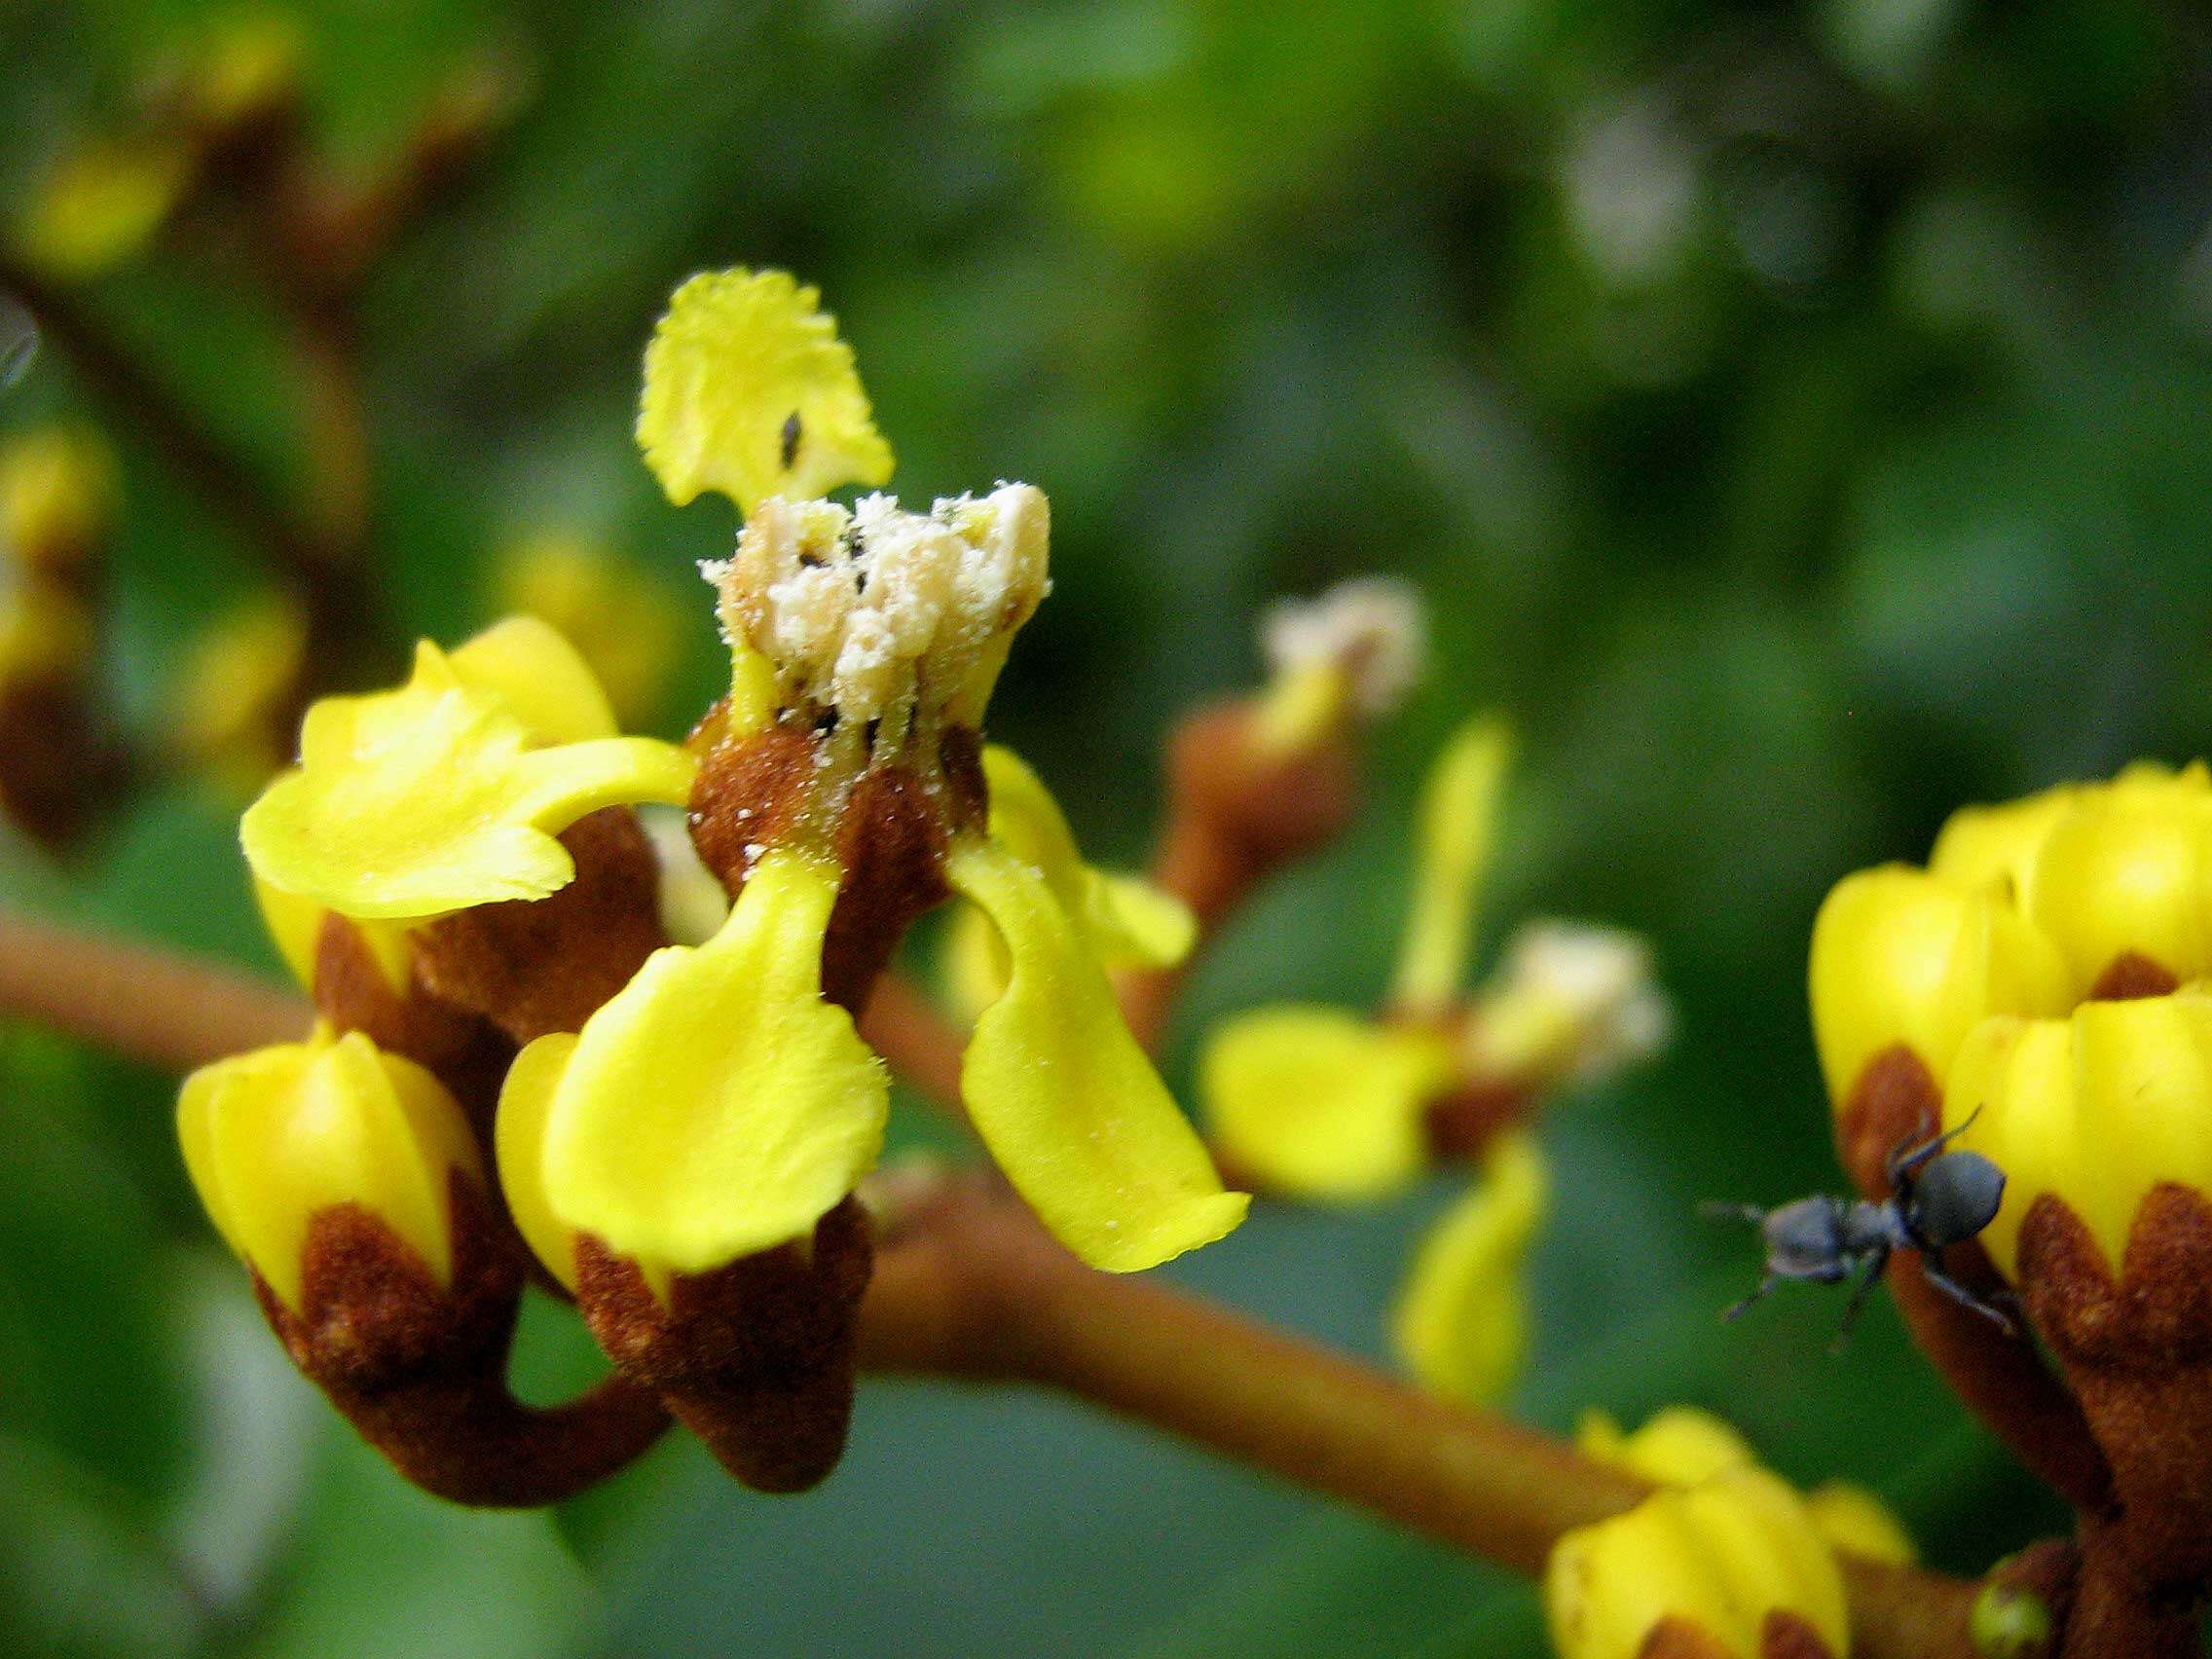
[0,910,1990,1656]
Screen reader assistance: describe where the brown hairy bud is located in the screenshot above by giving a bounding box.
[255,1172,668,1506]
[572,1197,875,1493]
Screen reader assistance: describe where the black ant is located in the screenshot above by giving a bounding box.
[1703,1110,2015,1349]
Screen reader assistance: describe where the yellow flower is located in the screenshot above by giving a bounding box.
[1390,1130,1546,1405]
[1578,1406,1917,1567]
[492,532,681,726]
[496,272,1245,1290]
[0,425,118,567]
[1203,717,1666,1199]
[637,268,894,515]
[1943,989,2212,1279]
[1545,1467,1851,1659]
[177,1026,483,1310]
[1807,864,2069,1113]
[242,617,695,921]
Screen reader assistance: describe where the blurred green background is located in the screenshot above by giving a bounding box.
[4,0,2208,1652]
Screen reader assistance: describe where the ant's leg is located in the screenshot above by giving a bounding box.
[1888,1105,1986,1185]
[1698,1201,1767,1225]
[1919,1256,2018,1337]
[1827,1252,1888,1353]
[1722,1275,1778,1321]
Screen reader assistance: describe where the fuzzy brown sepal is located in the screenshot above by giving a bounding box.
[2087,953,2182,1002]
[688,719,986,1016]
[572,1197,875,1494]
[256,1172,670,1506]
[2058,1518,2201,1659]
[412,807,666,1045]
[2019,1187,2212,1606]
[1154,699,1356,930]
[1838,1046,2113,1515]
[312,911,513,1149]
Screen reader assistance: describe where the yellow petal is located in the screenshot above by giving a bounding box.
[1808,865,2069,1114]
[177,1031,481,1309]
[982,744,1195,971]
[1678,1468,1850,1656]
[536,849,888,1277]
[1576,1405,1759,1490]
[2025,766,2212,995]
[947,834,1247,1272]
[173,597,307,790]
[1390,716,1513,1015]
[1390,1131,1547,1407]
[1947,991,2212,1278]
[494,1031,581,1292]
[446,614,619,745]
[242,640,694,919]
[1927,785,2080,908]
[17,137,191,277]
[637,268,894,514]
[1200,1006,1456,1201]
[1804,1481,1917,1567]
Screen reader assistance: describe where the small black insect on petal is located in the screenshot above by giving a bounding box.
[780,410,803,470]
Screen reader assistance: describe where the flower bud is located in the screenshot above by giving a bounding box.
[1250,576,1424,756]
[1808,865,2068,1115]
[1945,990,2212,1283]
[1545,1468,1849,1659]
[1464,921,1671,1092]
[177,1029,484,1314]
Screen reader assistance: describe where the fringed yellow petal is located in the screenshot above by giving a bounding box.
[1576,1406,1758,1490]
[491,538,679,728]
[1546,1469,1848,1659]
[1807,864,2069,1114]
[1928,785,2080,908]
[947,834,1246,1272]
[1200,1006,1456,1201]
[982,744,1196,971]
[242,640,694,919]
[494,1032,581,1292]
[537,850,888,1277]
[176,1031,480,1310]
[1390,1131,1546,1407]
[637,268,894,514]
[1804,1482,1917,1567]
[17,137,191,277]
[447,614,619,745]
[1389,716,1513,1015]
[1946,991,2212,1279]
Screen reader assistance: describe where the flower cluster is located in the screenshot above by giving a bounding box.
[1811,760,2212,1645]
[1198,713,1669,1405]
[177,269,1244,1500]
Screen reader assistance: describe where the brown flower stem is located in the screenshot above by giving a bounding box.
[857,973,970,1126]
[0,909,303,1069]
[2,918,1989,1656]
[859,1174,1985,1659]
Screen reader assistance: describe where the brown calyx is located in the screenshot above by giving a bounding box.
[1836,1046,2113,1515]
[256,1172,669,1506]
[2088,954,2182,1003]
[1424,1076,1532,1165]
[1640,1616,1738,1658]
[572,1196,876,1494]
[412,806,667,1045]
[688,717,987,1016]
[2019,1186,2212,1605]
[1155,698,1356,931]
[0,673,130,851]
